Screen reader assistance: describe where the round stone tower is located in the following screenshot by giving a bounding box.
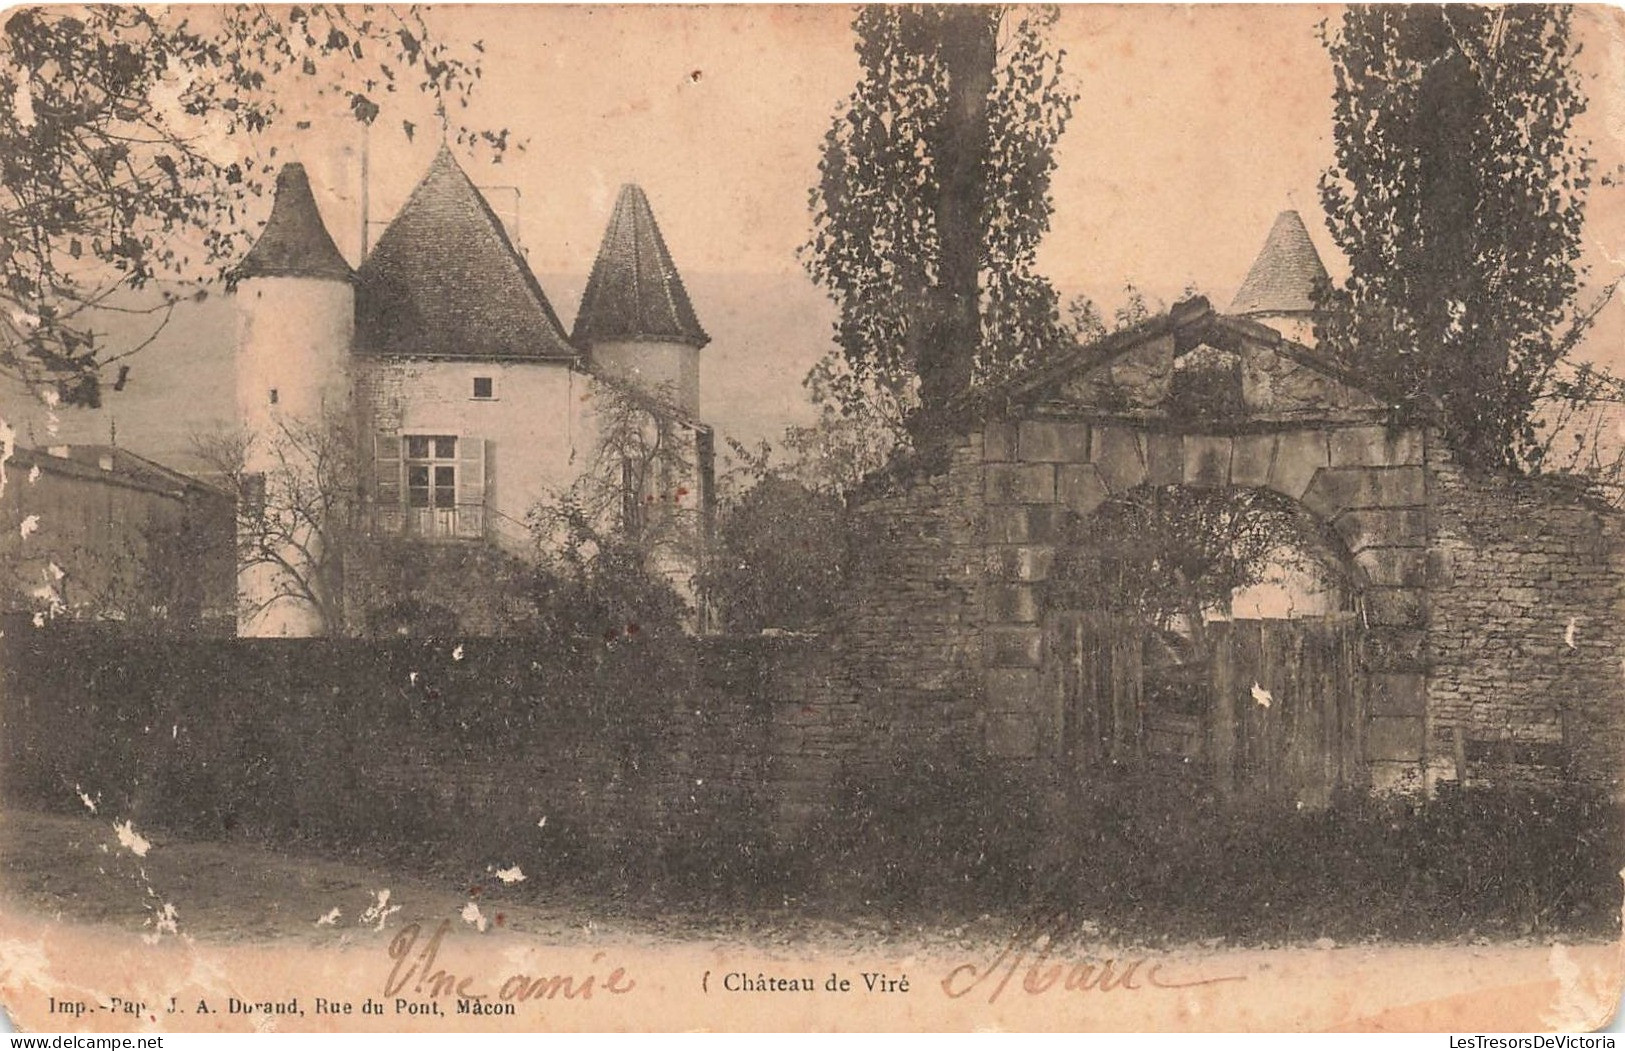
[573,184,709,415]
[231,162,356,637]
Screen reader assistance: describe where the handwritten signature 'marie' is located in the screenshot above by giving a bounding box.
[942,915,1247,1004]
[385,920,636,1004]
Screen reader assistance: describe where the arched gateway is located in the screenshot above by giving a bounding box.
[968,297,1428,803]
[823,220,1623,822]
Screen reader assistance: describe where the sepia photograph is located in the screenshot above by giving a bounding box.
[0,2,1622,1034]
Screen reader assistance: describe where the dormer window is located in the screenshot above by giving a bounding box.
[472,376,495,400]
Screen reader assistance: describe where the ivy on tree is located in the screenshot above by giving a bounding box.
[804,5,1076,447]
[0,5,510,406]
[1318,5,1590,471]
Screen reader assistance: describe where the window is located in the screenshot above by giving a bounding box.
[268,389,279,405]
[405,435,458,511]
[472,376,495,400]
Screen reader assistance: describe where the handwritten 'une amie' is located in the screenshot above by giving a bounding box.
[385,921,636,1005]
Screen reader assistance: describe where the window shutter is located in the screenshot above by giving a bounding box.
[374,433,402,507]
[457,436,486,507]
[457,437,486,540]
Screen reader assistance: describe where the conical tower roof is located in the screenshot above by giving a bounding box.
[572,184,709,349]
[356,145,575,360]
[1228,210,1330,316]
[233,163,354,283]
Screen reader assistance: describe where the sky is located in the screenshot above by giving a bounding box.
[8,4,1625,462]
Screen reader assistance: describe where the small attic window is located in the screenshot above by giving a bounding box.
[268,389,279,405]
[472,376,495,400]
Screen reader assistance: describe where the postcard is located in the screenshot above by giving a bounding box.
[0,3,1621,1034]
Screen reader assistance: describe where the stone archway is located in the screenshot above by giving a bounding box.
[977,416,1432,794]
[1040,482,1367,806]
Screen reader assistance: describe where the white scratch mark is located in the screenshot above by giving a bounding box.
[113,820,151,857]
[0,416,13,501]
[409,671,419,686]
[26,464,38,485]
[75,785,97,813]
[141,902,179,944]
[359,889,400,930]
[1250,682,1274,709]
[452,644,465,661]
[536,815,547,829]
[1564,617,1578,649]
[494,865,525,884]
[460,901,488,932]
[315,907,341,927]
[19,514,40,539]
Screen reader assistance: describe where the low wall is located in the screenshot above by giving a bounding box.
[1426,459,1625,791]
[0,628,839,871]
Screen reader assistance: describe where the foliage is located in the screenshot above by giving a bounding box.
[526,496,690,643]
[699,474,848,634]
[0,4,506,406]
[1047,485,1342,657]
[805,5,1076,442]
[1318,5,1591,471]
[526,380,699,640]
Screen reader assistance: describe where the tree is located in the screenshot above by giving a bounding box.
[0,5,506,407]
[525,381,700,640]
[1318,5,1590,471]
[805,5,1076,447]
[196,411,361,635]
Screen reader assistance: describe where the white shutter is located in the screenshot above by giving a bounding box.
[374,433,402,506]
[457,436,486,538]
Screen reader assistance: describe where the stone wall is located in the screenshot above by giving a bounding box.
[1425,456,1625,791]
[840,438,988,763]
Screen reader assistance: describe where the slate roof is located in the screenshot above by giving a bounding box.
[572,184,709,349]
[1228,210,1330,316]
[356,146,576,360]
[233,164,355,284]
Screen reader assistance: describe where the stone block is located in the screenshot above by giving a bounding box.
[1361,627,1427,671]
[987,506,1031,544]
[986,711,1042,759]
[1144,431,1183,487]
[982,419,1018,462]
[985,626,1044,668]
[1355,547,1428,588]
[1090,426,1146,494]
[1329,425,1424,468]
[1183,435,1233,487]
[1367,716,1424,762]
[1333,509,1427,553]
[1018,420,1090,463]
[987,583,1039,623]
[989,544,1055,582]
[986,667,1045,710]
[1368,760,1424,796]
[986,462,1056,505]
[1364,586,1425,627]
[1268,430,1329,501]
[1231,434,1277,488]
[1057,464,1110,516]
[1368,672,1426,716]
[1304,465,1426,517]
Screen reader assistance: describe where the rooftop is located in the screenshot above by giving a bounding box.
[572,184,709,349]
[356,146,577,361]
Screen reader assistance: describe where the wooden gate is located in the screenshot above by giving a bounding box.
[1047,611,1364,806]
